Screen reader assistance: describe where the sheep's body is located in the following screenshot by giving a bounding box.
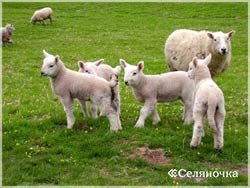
[1,24,15,44]
[31,7,53,24]
[120,59,194,127]
[188,54,225,150]
[41,50,121,131]
[78,59,121,117]
[165,29,235,76]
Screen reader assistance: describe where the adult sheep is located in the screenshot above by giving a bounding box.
[31,7,53,24]
[164,29,235,77]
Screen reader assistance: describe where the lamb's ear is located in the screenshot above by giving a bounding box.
[43,49,50,57]
[95,59,104,66]
[113,65,121,75]
[120,59,128,68]
[78,61,85,69]
[204,53,212,66]
[192,57,198,67]
[54,55,60,64]
[228,30,235,38]
[207,32,214,40]
[137,61,144,71]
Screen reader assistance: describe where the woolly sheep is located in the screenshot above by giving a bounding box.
[120,59,195,127]
[41,50,121,131]
[1,23,15,44]
[188,54,225,150]
[165,29,235,77]
[78,59,121,117]
[31,7,53,24]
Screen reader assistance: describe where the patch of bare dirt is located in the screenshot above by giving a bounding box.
[129,146,170,166]
[73,124,93,132]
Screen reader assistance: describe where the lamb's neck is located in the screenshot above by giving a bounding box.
[50,64,67,85]
[133,74,147,89]
[194,67,211,84]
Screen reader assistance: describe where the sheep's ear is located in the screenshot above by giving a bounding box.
[204,53,212,66]
[43,49,50,57]
[113,65,121,75]
[54,55,60,64]
[95,59,104,66]
[192,57,198,67]
[137,61,144,71]
[228,30,235,38]
[78,61,85,69]
[120,59,128,68]
[207,32,214,40]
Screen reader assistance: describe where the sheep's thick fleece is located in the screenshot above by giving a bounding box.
[31,7,53,24]
[1,24,15,44]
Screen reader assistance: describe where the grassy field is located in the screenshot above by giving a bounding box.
[2,2,248,186]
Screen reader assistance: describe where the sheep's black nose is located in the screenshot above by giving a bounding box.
[41,72,45,76]
[221,48,226,54]
[125,81,128,85]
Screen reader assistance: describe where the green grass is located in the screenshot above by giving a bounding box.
[2,2,248,186]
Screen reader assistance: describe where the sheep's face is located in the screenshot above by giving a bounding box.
[41,56,61,77]
[207,31,235,56]
[78,59,104,75]
[188,54,212,79]
[120,59,144,86]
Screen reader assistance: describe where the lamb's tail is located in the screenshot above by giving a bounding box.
[207,101,218,133]
[108,74,119,112]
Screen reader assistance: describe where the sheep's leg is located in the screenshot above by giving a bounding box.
[183,100,193,125]
[49,16,52,24]
[99,97,121,131]
[78,99,89,117]
[190,112,205,147]
[152,106,160,125]
[59,96,75,129]
[214,107,225,150]
[90,103,98,119]
[135,100,156,128]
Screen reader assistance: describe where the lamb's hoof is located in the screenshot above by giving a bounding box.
[215,148,223,153]
[67,125,74,129]
[135,123,144,128]
[152,120,160,125]
[184,119,193,125]
[110,127,120,132]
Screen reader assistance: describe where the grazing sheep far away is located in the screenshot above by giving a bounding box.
[41,50,122,131]
[1,23,15,44]
[120,59,195,127]
[78,59,121,117]
[31,7,53,24]
[165,29,235,77]
[188,53,225,150]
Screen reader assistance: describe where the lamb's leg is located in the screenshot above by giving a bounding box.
[49,16,52,24]
[214,107,225,151]
[135,100,156,128]
[190,112,204,147]
[152,106,160,125]
[59,96,75,129]
[99,97,121,131]
[183,100,193,125]
[78,99,89,117]
[90,103,98,119]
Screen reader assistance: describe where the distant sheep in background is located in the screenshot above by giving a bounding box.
[41,50,122,131]
[31,7,53,24]
[165,29,235,77]
[78,59,121,117]
[1,23,15,44]
[188,54,225,150]
[120,59,195,127]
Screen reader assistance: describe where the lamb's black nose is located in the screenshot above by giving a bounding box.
[41,72,45,76]
[221,48,226,54]
[125,81,128,85]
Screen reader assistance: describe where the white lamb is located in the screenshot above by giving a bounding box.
[165,29,235,77]
[31,7,53,24]
[188,54,225,150]
[78,59,121,117]
[1,23,15,44]
[120,59,195,127]
[41,50,121,131]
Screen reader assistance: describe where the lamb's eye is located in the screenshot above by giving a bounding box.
[132,72,137,76]
[189,68,192,70]
[49,64,54,68]
[85,70,89,74]
[214,39,217,42]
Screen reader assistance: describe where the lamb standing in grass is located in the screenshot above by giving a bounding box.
[120,59,195,127]
[1,24,15,44]
[165,29,235,76]
[31,7,53,24]
[41,50,121,131]
[78,59,121,117]
[188,54,225,150]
